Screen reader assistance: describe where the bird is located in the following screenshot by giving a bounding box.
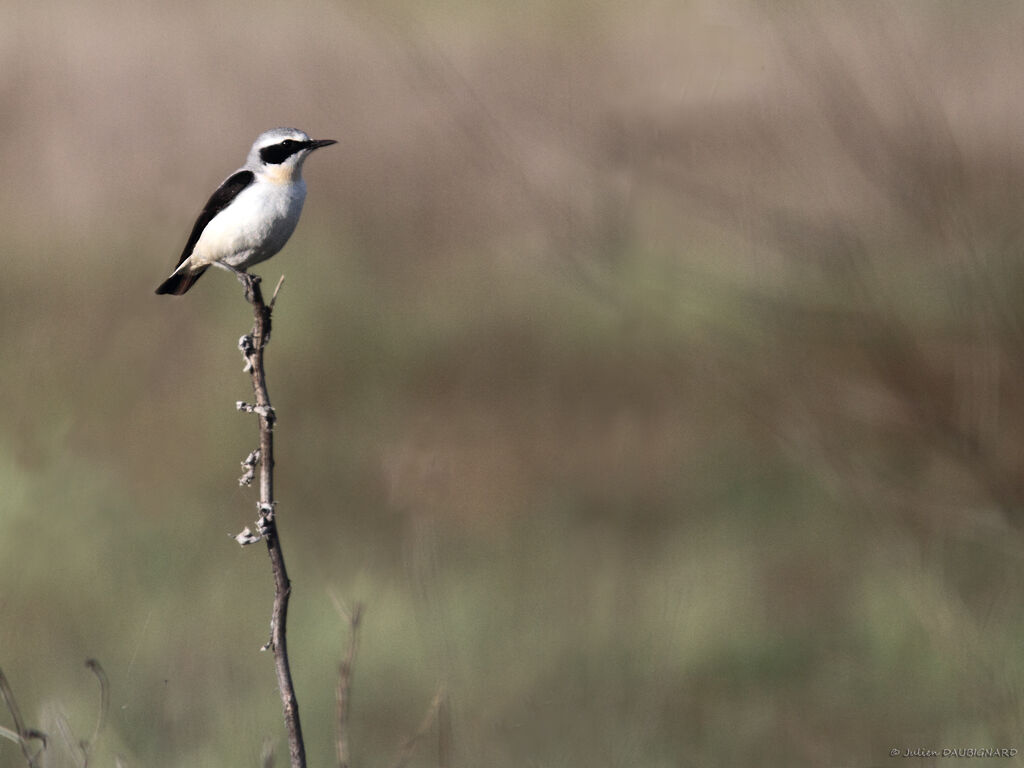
[155,127,336,296]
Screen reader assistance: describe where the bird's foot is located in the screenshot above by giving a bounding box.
[236,271,262,304]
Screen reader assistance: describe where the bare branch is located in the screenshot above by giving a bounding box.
[237,275,306,768]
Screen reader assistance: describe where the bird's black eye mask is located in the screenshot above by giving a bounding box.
[259,139,306,165]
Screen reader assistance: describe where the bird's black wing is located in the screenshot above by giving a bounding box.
[171,169,256,269]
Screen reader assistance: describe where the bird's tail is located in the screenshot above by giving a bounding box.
[155,266,207,295]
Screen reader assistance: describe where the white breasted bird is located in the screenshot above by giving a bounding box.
[156,127,336,295]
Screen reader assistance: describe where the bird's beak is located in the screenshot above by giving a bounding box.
[306,139,337,150]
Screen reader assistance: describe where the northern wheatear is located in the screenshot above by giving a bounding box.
[156,127,336,295]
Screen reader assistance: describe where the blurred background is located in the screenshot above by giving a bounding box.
[2,1,1024,765]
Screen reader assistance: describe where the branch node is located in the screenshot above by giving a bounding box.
[236,401,276,424]
[239,335,256,370]
[234,526,263,546]
[240,450,261,486]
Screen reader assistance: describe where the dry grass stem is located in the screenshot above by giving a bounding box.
[388,688,447,768]
[335,601,364,768]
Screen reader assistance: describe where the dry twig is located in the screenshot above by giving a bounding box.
[0,669,46,768]
[234,274,307,768]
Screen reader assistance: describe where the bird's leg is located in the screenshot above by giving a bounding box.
[209,260,258,302]
[232,268,261,304]
[212,261,262,303]
[238,272,261,305]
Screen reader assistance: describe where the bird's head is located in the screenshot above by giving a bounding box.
[247,127,336,183]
